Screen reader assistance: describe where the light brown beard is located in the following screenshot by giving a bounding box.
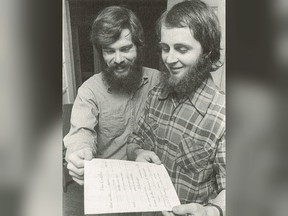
[102,58,143,94]
[160,55,210,98]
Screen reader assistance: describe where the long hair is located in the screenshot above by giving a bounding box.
[90,6,144,69]
[156,0,222,72]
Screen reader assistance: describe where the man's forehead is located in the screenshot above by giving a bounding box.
[160,26,195,42]
[122,29,131,38]
[104,29,134,49]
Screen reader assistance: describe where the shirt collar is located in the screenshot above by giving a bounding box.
[188,76,216,116]
[104,68,149,93]
[139,70,149,87]
[158,76,216,116]
[158,85,170,100]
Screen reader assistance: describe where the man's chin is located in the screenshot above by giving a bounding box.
[168,76,181,86]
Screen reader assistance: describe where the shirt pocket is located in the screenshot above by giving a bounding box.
[176,134,213,173]
[100,115,126,137]
[147,117,159,132]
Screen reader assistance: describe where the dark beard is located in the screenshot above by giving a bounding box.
[160,56,210,98]
[102,59,143,94]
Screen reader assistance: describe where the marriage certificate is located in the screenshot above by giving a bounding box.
[84,159,180,215]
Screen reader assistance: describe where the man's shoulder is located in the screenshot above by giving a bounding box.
[142,66,161,78]
[141,67,161,91]
[203,77,225,108]
[211,86,225,108]
[78,73,107,92]
[200,79,226,136]
[145,84,163,102]
[76,73,106,99]
[205,80,225,124]
[81,73,103,88]
[142,66,160,74]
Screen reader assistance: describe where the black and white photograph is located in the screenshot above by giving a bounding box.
[2,0,288,215]
[63,0,226,215]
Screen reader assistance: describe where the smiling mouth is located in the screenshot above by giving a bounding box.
[169,67,183,74]
[114,66,128,73]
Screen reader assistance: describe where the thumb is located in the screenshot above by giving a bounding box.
[173,204,199,215]
[150,152,161,165]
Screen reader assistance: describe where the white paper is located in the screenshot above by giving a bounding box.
[84,159,180,215]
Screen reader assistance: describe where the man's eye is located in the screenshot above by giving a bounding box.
[160,46,169,53]
[103,49,114,54]
[120,47,131,53]
[176,47,188,54]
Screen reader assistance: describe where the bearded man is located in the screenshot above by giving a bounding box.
[127,1,225,216]
[64,6,160,185]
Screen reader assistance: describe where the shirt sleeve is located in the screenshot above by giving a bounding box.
[63,85,98,155]
[127,90,155,159]
[214,132,226,192]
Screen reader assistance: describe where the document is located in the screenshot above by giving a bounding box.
[84,159,180,215]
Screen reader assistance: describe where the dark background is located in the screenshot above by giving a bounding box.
[69,0,167,83]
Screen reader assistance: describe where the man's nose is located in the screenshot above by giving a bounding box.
[166,50,178,64]
[114,51,124,64]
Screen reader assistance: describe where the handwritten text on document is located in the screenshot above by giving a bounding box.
[84,159,180,214]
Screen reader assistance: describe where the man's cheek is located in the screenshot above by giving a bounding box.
[103,56,112,65]
[125,52,137,62]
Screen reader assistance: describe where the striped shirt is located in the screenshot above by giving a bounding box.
[127,76,225,204]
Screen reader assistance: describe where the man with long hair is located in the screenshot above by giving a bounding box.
[127,1,225,215]
[64,6,160,185]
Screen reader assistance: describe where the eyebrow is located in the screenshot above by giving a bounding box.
[174,43,192,47]
[159,42,192,47]
[102,44,133,50]
[120,44,133,49]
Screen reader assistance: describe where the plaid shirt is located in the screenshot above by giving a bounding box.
[127,76,225,204]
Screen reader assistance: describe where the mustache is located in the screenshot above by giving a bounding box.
[109,62,132,71]
[102,59,143,93]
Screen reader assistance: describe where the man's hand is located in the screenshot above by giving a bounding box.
[172,203,207,215]
[65,147,94,185]
[162,203,219,216]
[135,149,161,165]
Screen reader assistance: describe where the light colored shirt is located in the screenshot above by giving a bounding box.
[64,67,160,160]
[127,76,225,204]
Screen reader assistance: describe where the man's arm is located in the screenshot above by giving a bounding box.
[211,132,226,213]
[165,133,226,216]
[168,190,225,216]
[127,90,161,164]
[126,143,144,161]
[63,85,99,185]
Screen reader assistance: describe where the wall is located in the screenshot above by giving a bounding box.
[167,0,226,92]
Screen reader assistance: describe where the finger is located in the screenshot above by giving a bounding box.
[72,177,84,185]
[149,152,161,165]
[67,162,84,176]
[173,204,199,215]
[69,170,84,180]
[135,157,150,163]
[66,152,85,168]
[67,163,84,176]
